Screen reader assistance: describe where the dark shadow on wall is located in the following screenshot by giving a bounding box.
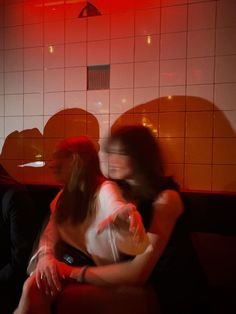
[0,97,235,191]
[110,96,236,192]
[0,108,100,185]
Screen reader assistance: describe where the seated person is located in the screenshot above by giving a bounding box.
[0,164,39,314]
[14,136,146,314]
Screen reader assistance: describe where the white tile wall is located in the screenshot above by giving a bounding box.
[0,0,235,191]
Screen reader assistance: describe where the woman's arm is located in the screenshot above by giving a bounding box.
[60,189,184,286]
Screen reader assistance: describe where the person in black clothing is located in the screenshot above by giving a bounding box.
[0,164,39,314]
[104,125,210,314]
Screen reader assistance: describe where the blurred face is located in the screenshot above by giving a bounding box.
[107,141,133,180]
[49,150,74,184]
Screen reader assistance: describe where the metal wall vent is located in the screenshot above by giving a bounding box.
[78,2,101,18]
[87,65,110,90]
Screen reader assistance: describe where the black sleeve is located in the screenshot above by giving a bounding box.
[0,186,39,284]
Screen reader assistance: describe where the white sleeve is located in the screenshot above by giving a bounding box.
[98,181,149,256]
[98,181,132,214]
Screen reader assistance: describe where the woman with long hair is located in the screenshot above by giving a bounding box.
[14,135,145,314]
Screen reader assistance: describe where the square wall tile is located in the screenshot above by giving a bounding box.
[215,56,236,84]
[133,98,159,114]
[162,0,187,5]
[213,138,236,164]
[5,116,24,137]
[159,111,185,137]
[5,3,23,26]
[0,50,3,72]
[109,1,135,14]
[135,8,161,35]
[134,87,159,108]
[65,91,87,111]
[87,40,110,65]
[5,94,23,116]
[44,45,65,69]
[161,5,187,33]
[5,26,23,49]
[0,72,4,94]
[23,116,44,134]
[160,59,186,86]
[43,114,65,138]
[0,95,4,116]
[87,112,100,140]
[110,89,133,114]
[93,114,109,139]
[0,29,3,49]
[187,57,214,85]
[135,0,161,10]
[44,68,64,92]
[214,83,236,111]
[135,35,159,62]
[159,137,185,163]
[184,164,212,191]
[185,138,212,164]
[65,19,87,43]
[87,15,110,41]
[186,111,213,137]
[165,163,184,188]
[44,21,65,45]
[4,49,23,72]
[44,92,65,116]
[24,47,43,70]
[87,90,109,114]
[111,11,135,38]
[24,93,43,116]
[24,24,43,47]
[188,2,216,30]
[24,0,43,25]
[111,38,134,63]
[159,88,186,112]
[160,32,187,60]
[212,165,236,192]
[24,70,43,93]
[0,118,4,137]
[214,110,236,137]
[44,2,65,22]
[65,67,87,91]
[110,112,135,129]
[187,29,215,58]
[186,85,214,111]
[64,0,85,19]
[133,113,158,134]
[65,43,86,67]
[216,28,236,56]
[216,0,236,28]
[64,114,87,138]
[110,63,134,89]
[5,72,23,94]
[135,61,159,87]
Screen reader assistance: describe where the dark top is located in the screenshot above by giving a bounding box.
[118,178,209,314]
[0,181,39,313]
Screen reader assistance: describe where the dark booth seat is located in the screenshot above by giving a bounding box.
[26,185,236,314]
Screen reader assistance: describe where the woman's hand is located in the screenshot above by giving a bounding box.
[98,204,146,243]
[56,261,83,283]
[35,253,62,296]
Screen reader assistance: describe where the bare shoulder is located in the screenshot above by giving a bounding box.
[153,189,184,218]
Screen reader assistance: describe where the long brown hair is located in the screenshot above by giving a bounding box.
[106,125,166,200]
[55,136,105,225]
